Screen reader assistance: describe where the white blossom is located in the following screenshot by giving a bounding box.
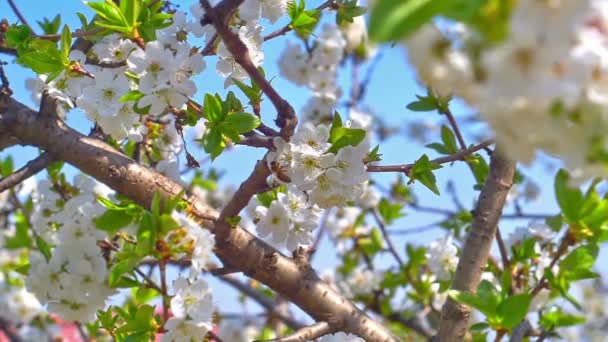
[170,277,214,324]
[426,235,459,281]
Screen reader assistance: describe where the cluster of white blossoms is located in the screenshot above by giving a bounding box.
[162,277,215,342]
[248,185,322,251]
[26,7,205,141]
[425,235,459,281]
[506,222,559,287]
[267,122,369,209]
[171,212,216,279]
[0,283,42,326]
[217,319,260,341]
[239,0,288,24]
[217,22,265,87]
[406,0,608,180]
[26,176,115,322]
[336,267,383,299]
[279,24,346,123]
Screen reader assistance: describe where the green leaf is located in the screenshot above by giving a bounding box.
[35,235,53,262]
[60,25,72,60]
[120,90,145,102]
[109,259,137,287]
[329,112,344,143]
[0,156,13,177]
[559,244,599,281]
[440,125,458,154]
[449,288,496,318]
[359,228,384,255]
[87,1,129,28]
[200,128,225,160]
[232,78,262,104]
[336,4,367,25]
[95,209,134,235]
[409,154,442,195]
[4,213,32,249]
[466,153,489,189]
[288,0,320,38]
[225,216,241,228]
[120,0,142,27]
[406,95,437,112]
[540,307,585,329]
[369,0,447,42]
[378,198,403,225]
[496,294,531,329]
[77,12,90,30]
[204,93,223,123]
[426,142,450,155]
[222,112,261,134]
[16,39,66,75]
[37,15,61,34]
[554,169,584,221]
[327,128,366,154]
[5,25,32,52]
[365,145,383,163]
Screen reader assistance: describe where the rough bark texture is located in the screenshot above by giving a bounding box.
[437,150,516,341]
[0,97,398,342]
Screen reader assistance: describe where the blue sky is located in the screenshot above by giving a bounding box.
[0,0,576,324]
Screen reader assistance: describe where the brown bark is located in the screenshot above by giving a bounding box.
[0,97,398,342]
[437,150,516,341]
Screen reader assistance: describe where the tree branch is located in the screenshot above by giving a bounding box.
[200,0,297,140]
[0,97,398,342]
[254,321,332,342]
[437,149,516,341]
[0,152,54,193]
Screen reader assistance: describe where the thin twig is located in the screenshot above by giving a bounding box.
[371,209,404,267]
[254,321,332,342]
[387,221,444,235]
[218,275,305,330]
[34,28,104,41]
[0,152,55,193]
[133,268,165,297]
[366,139,495,174]
[443,108,467,151]
[0,47,18,56]
[495,227,511,273]
[159,260,170,322]
[7,0,32,30]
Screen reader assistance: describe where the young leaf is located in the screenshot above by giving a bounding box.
[60,25,72,60]
[440,125,458,154]
[200,128,225,160]
[409,154,442,195]
[554,169,584,221]
[327,128,366,154]
[378,198,403,225]
[223,112,261,134]
[369,0,447,42]
[496,294,532,329]
[95,209,134,235]
[204,93,223,123]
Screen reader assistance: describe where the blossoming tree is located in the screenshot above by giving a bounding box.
[0,0,607,341]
